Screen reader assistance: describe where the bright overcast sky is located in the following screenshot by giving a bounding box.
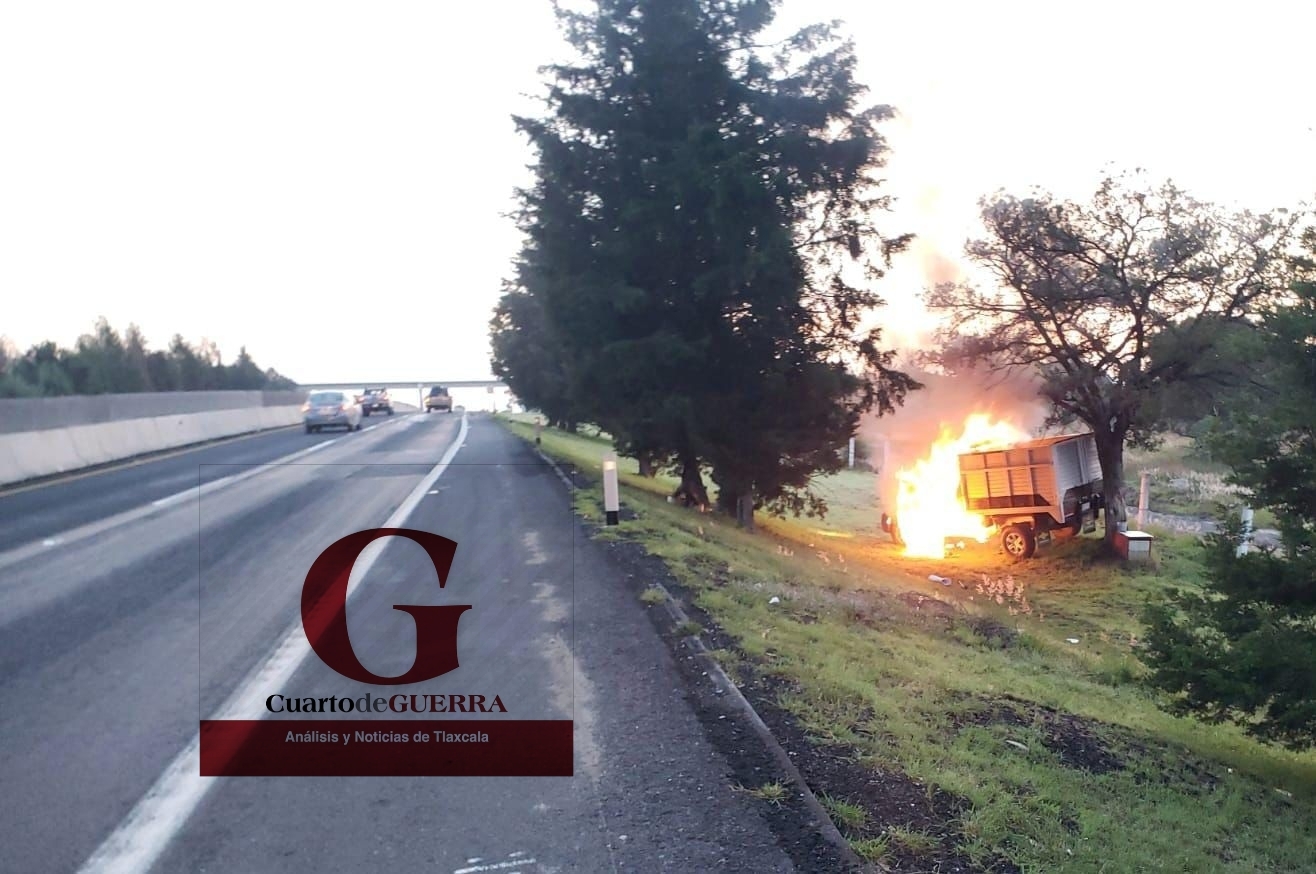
[2,1,1313,383]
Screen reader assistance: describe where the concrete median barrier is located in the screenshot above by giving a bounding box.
[0,391,306,488]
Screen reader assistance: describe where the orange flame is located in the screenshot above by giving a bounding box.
[894,414,1032,559]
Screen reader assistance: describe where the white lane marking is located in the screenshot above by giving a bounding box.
[149,434,343,508]
[509,852,529,858]
[455,859,535,874]
[42,538,61,547]
[522,531,547,566]
[76,412,469,874]
[534,449,574,489]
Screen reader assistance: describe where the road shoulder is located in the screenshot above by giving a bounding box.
[513,425,870,873]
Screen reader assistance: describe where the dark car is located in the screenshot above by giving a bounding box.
[357,388,393,416]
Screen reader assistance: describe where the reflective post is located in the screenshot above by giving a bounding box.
[602,452,620,526]
[848,437,855,468]
[1238,506,1254,556]
[1137,471,1149,529]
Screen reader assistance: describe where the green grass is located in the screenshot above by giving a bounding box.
[886,825,939,854]
[500,416,1316,872]
[850,836,892,865]
[821,795,869,832]
[742,781,790,806]
[640,587,666,606]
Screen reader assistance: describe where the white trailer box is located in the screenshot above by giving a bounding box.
[956,433,1104,558]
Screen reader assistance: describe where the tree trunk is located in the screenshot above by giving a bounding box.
[716,487,738,516]
[1094,430,1128,551]
[674,456,709,509]
[737,494,755,531]
[637,452,655,478]
[714,483,755,529]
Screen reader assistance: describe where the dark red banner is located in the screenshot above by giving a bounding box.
[200,720,573,776]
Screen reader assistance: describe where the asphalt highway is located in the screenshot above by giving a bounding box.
[0,411,796,873]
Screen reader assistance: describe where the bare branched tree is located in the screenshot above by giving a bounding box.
[927,170,1308,550]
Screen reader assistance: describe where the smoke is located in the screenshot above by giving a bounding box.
[860,362,1053,510]
[919,246,963,287]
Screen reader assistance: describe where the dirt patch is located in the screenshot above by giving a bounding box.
[955,696,1126,775]
[742,672,1021,874]
[964,616,1019,649]
[896,591,961,619]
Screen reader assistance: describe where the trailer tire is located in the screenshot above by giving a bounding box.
[881,513,904,546]
[1001,524,1036,559]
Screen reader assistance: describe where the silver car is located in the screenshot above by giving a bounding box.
[302,390,363,433]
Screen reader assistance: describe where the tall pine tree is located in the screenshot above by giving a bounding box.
[1142,229,1316,749]
[493,0,915,524]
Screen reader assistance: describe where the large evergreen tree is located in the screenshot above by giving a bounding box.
[492,0,915,524]
[1141,230,1316,750]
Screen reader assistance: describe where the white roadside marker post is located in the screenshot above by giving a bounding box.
[1138,471,1149,530]
[848,437,855,468]
[603,452,620,526]
[1238,506,1254,556]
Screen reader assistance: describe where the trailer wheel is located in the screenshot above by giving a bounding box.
[1001,524,1036,559]
[881,513,904,546]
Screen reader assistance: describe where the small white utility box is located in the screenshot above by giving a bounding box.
[1115,530,1154,562]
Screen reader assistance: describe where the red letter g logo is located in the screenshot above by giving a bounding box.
[300,528,472,685]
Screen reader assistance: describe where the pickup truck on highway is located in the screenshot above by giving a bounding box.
[357,388,393,416]
[424,386,453,413]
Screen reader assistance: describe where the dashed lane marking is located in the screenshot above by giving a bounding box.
[454,856,537,874]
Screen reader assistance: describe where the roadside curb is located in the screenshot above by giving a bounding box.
[527,441,875,873]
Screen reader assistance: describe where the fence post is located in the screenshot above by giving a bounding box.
[1237,506,1254,556]
[1137,471,1149,529]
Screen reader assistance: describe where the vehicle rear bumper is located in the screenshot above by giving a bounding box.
[305,414,352,427]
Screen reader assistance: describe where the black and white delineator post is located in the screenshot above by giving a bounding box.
[602,452,620,526]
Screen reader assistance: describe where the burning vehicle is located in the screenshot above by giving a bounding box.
[880,417,1104,560]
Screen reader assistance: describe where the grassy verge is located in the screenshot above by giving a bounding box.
[498,414,1316,872]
